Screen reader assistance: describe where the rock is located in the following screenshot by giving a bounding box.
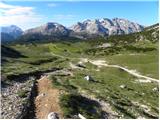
[119,85,126,89]
[84,75,95,82]
[1,79,35,119]
[78,113,86,119]
[152,87,158,92]
[8,107,12,111]
[47,112,59,119]
[97,43,111,48]
[137,116,146,119]
[76,64,86,68]
[84,76,90,81]
[36,93,46,100]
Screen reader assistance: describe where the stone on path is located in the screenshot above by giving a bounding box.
[47,112,59,119]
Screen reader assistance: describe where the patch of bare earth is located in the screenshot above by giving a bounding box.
[35,76,63,119]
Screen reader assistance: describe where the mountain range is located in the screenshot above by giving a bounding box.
[1,25,23,42]
[1,18,145,42]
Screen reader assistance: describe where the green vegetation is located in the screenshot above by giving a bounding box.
[17,90,28,98]
[60,94,104,119]
[2,24,159,118]
[49,64,158,118]
[1,44,70,78]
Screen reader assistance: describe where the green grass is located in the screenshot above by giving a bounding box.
[2,43,71,77]
[2,33,159,119]
[50,64,158,118]
[60,93,104,119]
[104,51,158,79]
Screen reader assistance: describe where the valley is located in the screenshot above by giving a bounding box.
[1,23,159,119]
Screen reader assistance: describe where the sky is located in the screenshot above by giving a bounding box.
[0,0,158,30]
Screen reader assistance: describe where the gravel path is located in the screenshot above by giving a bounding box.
[89,60,159,83]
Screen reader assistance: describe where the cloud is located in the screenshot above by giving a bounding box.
[4,7,34,15]
[47,3,57,7]
[0,2,15,9]
[0,2,43,30]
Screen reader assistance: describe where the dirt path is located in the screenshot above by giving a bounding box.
[73,58,158,83]
[51,52,158,83]
[35,76,63,119]
[89,60,159,83]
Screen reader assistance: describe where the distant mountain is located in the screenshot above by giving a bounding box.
[3,18,146,43]
[139,23,159,42]
[70,18,144,37]
[1,32,15,42]
[24,22,70,36]
[107,23,159,44]
[1,25,23,39]
[20,18,144,42]
[15,22,72,43]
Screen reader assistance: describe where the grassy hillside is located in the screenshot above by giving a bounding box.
[1,24,159,118]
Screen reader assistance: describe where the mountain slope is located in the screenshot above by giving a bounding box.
[70,18,144,37]
[107,23,159,44]
[1,25,23,39]
[1,25,23,43]
[24,22,69,36]
[1,32,15,42]
[1,18,145,44]
[15,18,145,43]
[1,45,25,63]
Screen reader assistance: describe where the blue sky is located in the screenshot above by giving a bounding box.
[0,0,158,30]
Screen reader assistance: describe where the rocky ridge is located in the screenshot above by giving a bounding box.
[70,18,144,36]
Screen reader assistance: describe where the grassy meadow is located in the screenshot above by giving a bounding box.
[2,28,159,118]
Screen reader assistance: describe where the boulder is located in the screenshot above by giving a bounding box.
[47,112,59,119]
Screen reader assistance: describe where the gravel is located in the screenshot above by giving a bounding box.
[1,78,35,119]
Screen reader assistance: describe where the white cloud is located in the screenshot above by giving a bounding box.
[0,2,43,30]
[47,3,57,7]
[4,7,34,15]
[0,2,15,9]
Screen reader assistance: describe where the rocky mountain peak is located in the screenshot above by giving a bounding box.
[1,25,23,39]
[24,22,69,36]
[70,18,144,36]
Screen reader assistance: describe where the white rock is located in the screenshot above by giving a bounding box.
[152,87,158,91]
[84,76,90,81]
[47,112,59,119]
[8,107,12,111]
[120,85,126,89]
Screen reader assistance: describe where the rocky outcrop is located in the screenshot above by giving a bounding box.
[70,18,144,36]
